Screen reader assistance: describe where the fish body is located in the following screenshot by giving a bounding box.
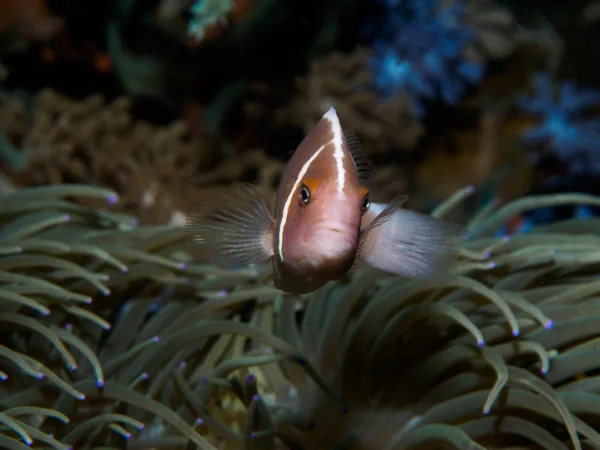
[271,108,366,293]
[186,107,463,294]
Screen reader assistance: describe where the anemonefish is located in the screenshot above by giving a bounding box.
[185,107,464,294]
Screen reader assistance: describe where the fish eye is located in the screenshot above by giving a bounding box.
[300,185,310,205]
[361,194,371,213]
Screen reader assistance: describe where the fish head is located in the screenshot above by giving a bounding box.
[284,177,367,276]
[274,107,371,280]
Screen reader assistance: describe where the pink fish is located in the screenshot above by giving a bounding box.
[186,107,463,294]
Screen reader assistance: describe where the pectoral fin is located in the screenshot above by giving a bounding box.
[185,183,276,268]
[357,195,464,279]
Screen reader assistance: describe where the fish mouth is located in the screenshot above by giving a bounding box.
[306,220,358,240]
[305,221,359,272]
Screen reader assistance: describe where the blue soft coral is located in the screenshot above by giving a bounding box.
[517,73,600,174]
[367,0,483,117]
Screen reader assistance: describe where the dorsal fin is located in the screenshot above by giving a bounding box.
[343,129,376,190]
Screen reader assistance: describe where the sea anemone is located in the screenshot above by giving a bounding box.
[1,184,600,449]
[0,183,321,449]
[178,187,600,449]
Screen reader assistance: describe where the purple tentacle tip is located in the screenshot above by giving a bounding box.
[195,417,204,425]
[77,393,86,400]
[541,367,549,375]
[219,289,228,297]
[465,184,475,193]
[246,374,256,383]
[63,214,71,221]
[0,374,7,381]
[97,380,104,388]
[477,339,485,347]
[545,319,554,330]
[200,377,208,386]
[252,394,260,401]
[178,262,188,271]
[152,336,160,342]
[179,360,188,368]
[107,193,119,204]
[512,329,520,337]
[250,432,256,438]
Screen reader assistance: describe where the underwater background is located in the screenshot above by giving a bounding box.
[1,0,600,448]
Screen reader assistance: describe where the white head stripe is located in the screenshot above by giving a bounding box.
[323,107,346,192]
[277,143,327,261]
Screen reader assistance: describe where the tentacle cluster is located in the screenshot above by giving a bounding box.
[1,184,600,449]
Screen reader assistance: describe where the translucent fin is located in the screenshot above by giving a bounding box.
[352,197,408,272]
[357,195,465,279]
[344,129,376,189]
[185,183,276,267]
